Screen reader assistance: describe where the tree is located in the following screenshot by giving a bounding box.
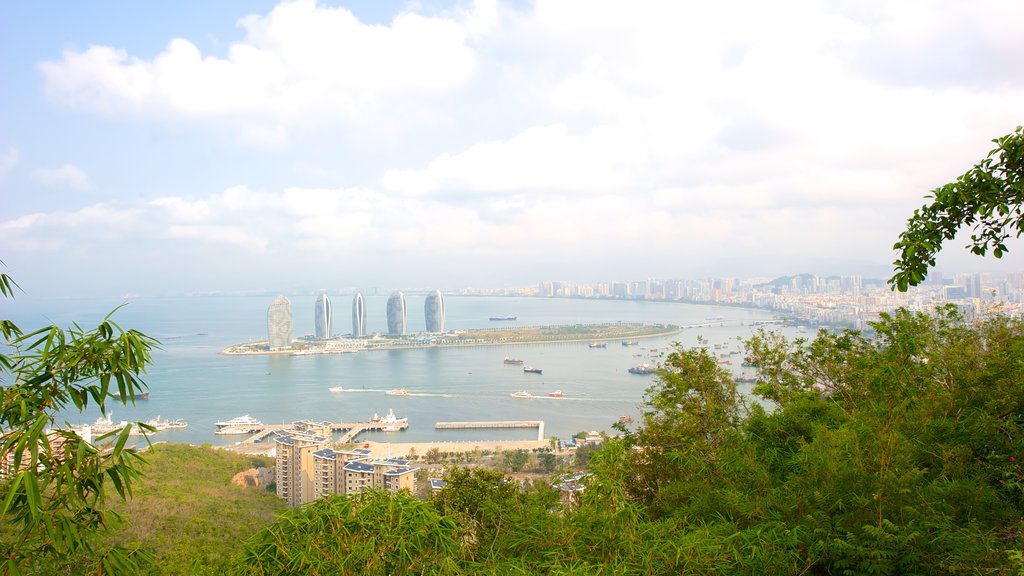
[537,452,557,473]
[890,126,1024,291]
[0,267,158,574]
[502,449,528,472]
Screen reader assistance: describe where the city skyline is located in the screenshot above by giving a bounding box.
[2,2,1023,298]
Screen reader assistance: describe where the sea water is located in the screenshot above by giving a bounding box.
[3,294,798,446]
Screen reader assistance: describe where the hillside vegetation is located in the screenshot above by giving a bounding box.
[229,308,1023,574]
[107,444,284,575]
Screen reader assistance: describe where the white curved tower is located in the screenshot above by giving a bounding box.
[267,295,293,348]
[314,292,332,339]
[386,291,407,336]
[352,292,366,337]
[424,290,445,332]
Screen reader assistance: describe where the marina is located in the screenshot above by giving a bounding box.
[235,411,411,447]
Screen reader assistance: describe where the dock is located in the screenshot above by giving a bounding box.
[234,420,409,446]
[435,420,546,441]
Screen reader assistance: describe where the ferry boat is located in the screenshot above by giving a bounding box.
[90,413,132,435]
[489,316,517,321]
[385,388,411,397]
[328,386,345,392]
[628,364,655,375]
[621,341,639,346]
[510,390,533,399]
[214,415,264,435]
[370,408,408,429]
[523,367,543,374]
[144,416,188,431]
[547,390,565,398]
[589,342,607,348]
[503,357,525,365]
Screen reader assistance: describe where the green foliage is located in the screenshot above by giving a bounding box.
[890,125,1024,291]
[0,267,158,575]
[502,448,529,472]
[104,444,284,575]
[102,305,1017,575]
[235,491,462,575]
[537,451,557,473]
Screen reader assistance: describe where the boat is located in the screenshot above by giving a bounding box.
[385,388,411,397]
[113,390,149,401]
[328,386,345,392]
[90,413,131,435]
[547,390,565,397]
[589,342,607,348]
[621,341,639,346]
[214,415,264,435]
[489,316,517,321]
[510,391,533,399]
[143,416,188,431]
[370,408,408,427]
[628,364,655,375]
[523,367,543,374]
[618,415,634,424]
[503,357,525,365]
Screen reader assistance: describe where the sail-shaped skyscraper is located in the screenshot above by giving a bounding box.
[267,295,293,348]
[352,292,366,337]
[424,290,445,332]
[386,291,407,335]
[314,292,332,339]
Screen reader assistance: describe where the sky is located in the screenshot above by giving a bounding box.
[1,0,1023,298]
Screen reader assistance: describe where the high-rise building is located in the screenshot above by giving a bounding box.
[424,290,445,332]
[267,295,293,349]
[352,292,366,337]
[275,428,327,506]
[314,292,332,339]
[386,291,407,335]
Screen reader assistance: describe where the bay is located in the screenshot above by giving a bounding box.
[4,294,797,446]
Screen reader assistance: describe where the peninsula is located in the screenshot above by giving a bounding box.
[222,322,682,356]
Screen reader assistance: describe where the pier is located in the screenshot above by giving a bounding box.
[234,420,409,446]
[435,420,546,441]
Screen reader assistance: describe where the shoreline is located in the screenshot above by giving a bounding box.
[220,322,692,356]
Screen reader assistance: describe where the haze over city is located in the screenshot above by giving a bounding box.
[2,0,1023,297]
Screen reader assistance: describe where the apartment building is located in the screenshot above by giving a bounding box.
[275,429,328,506]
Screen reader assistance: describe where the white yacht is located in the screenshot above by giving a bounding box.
[214,415,264,435]
[510,390,533,399]
[385,388,411,397]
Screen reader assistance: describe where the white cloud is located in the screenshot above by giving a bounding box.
[0,204,141,253]
[38,0,478,142]
[0,148,17,176]
[14,1,1024,291]
[31,164,92,191]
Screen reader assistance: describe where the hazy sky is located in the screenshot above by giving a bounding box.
[2,0,1022,297]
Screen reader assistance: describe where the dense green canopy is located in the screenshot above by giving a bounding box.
[229,308,1023,575]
